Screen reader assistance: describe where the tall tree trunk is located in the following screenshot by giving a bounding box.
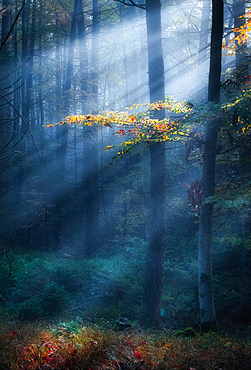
[198,0,223,332]
[0,0,12,122]
[21,0,29,131]
[26,0,36,126]
[119,3,129,107]
[1,0,12,46]
[38,0,44,125]
[53,0,82,250]
[0,0,12,236]
[145,0,165,107]
[82,126,100,257]
[52,124,68,251]
[198,0,210,100]
[77,0,88,114]
[55,13,62,121]
[64,0,77,114]
[208,0,223,104]
[0,0,12,158]
[92,0,99,112]
[139,0,165,329]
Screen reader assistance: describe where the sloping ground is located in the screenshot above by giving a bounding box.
[0,323,251,370]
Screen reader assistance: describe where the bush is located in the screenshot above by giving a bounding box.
[17,282,70,321]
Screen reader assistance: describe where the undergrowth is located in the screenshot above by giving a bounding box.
[0,321,251,370]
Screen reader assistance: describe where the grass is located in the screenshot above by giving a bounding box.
[0,321,251,370]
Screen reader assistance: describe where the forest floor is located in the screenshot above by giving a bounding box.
[0,321,251,370]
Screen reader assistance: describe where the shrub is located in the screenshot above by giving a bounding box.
[17,282,70,321]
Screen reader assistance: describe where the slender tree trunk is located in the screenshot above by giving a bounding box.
[55,14,62,121]
[26,0,36,126]
[53,124,68,251]
[145,0,165,107]
[0,0,12,159]
[92,0,99,112]
[21,0,29,131]
[82,128,100,257]
[119,3,129,107]
[1,0,12,45]
[0,0,12,123]
[198,0,223,332]
[139,0,165,329]
[38,0,44,125]
[208,0,223,104]
[0,0,12,209]
[198,0,210,100]
[64,0,78,114]
[77,0,88,114]
[53,0,83,250]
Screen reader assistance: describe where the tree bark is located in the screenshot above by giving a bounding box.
[21,0,29,130]
[38,0,44,126]
[92,0,99,112]
[139,0,165,329]
[145,0,165,107]
[26,0,36,125]
[208,0,223,104]
[1,0,12,44]
[64,0,78,114]
[198,0,210,100]
[77,0,88,114]
[198,0,223,332]
[0,0,12,189]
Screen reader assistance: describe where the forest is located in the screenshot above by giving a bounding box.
[1,0,251,368]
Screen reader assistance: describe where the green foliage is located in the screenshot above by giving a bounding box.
[17,282,70,321]
[52,318,82,337]
[0,251,145,323]
[174,327,197,338]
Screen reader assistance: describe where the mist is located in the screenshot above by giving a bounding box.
[0,0,251,346]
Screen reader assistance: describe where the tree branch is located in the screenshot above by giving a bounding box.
[0,0,27,52]
[114,0,146,10]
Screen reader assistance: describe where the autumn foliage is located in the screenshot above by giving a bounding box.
[223,11,251,55]
[0,322,251,370]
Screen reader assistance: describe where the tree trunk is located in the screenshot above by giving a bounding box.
[21,0,29,130]
[0,0,12,154]
[92,0,99,112]
[208,1,223,104]
[55,14,62,121]
[198,0,223,332]
[119,3,129,107]
[139,0,165,329]
[26,0,36,125]
[198,0,210,100]
[77,0,88,114]
[145,0,165,106]
[1,0,12,45]
[0,0,12,116]
[0,0,12,226]
[64,0,78,114]
[38,0,44,125]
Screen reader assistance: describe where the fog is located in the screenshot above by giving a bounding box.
[0,0,250,336]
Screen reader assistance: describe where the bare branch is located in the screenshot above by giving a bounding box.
[114,0,146,10]
[0,0,27,52]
